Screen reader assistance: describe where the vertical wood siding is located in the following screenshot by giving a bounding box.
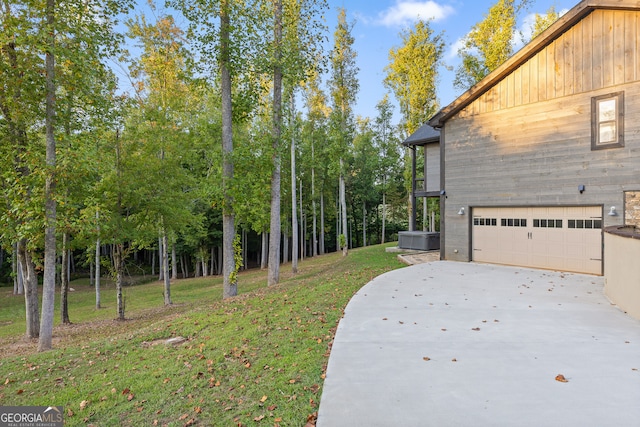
[442,9,640,262]
[459,10,640,118]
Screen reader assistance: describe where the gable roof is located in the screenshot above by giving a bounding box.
[428,0,640,128]
[402,123,440,147]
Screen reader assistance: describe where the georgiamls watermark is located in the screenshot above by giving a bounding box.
[0,406,63,427]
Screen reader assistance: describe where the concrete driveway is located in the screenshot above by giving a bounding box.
[317,261,640,426]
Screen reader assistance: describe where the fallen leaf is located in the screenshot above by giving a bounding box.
[422,357,431,361]
[267,405,277,411]
[127,393,135,401]
[382,317,388,321]
[289,379,296,384]
[472,327,480,331]
[16,389,24,395]
[451,358,457,362]
[194,406,202,414]
[80,400,89,410]
[260,395,268,403]
[254,414,265,421]
[555,374,568,383]
[122,388,130,395]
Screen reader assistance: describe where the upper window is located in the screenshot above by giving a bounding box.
[591,92,624,150]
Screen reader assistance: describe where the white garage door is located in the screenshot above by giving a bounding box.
[472,206,602,275]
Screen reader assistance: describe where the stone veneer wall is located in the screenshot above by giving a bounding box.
[625,191,640,227]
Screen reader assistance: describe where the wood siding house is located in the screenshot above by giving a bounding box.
[429,0,640,275]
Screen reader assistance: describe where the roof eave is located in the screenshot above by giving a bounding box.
[427,0,634,128]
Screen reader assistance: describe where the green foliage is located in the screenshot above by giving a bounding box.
[229,233,244,285]
[384,20,445,135]
[528,6,560,41]
[454,0,531,90]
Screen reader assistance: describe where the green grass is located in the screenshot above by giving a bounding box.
[0,243,405,426]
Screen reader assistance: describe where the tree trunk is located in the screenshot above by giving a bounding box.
[381,191,386,244]
[151,249,156,276]
[299,178,304,261]
[17,240,39,338]
[362,202,367,247]
[95,237,101,309]
[320,192,325,254]
[13,243,24,295]
[291,97,298,273]
[114,243,125,321]
[260,232,268,269]
[39,0,57,351]
[162,231,171,305]
[340,159,348,257]
[311,154,317,257]
[61,233,71,324]
[268,0,283,286]
[158,236,164,281]
[220,0,237,298]
[282,229,288,263]
[172,241,178,280]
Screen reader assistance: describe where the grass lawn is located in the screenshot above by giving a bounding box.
[0,243,405,426]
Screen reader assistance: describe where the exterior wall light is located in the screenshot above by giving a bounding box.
[458,207,465,215]
[608,206,617,216]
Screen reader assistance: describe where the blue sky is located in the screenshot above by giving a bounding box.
[120,0,580,125]
[326,0,579,122]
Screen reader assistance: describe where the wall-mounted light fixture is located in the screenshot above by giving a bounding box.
[440,190,446,196]
[578,184,585,194]
[608,206,617,216]
[458,207,465,215]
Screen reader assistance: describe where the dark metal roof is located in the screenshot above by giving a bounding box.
[402,123,440,147]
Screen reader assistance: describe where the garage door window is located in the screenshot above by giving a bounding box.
[568,219,602,229]
[533,219,562,228]
[501,218,527,227]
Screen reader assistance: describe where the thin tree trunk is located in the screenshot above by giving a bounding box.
[18,240,39,338]
[282,229,288,263]
[172,241,178,280]
[95,236,101,309]
[299,178,304,261]
[151,249,156,276]
[13,243,23,295]
[268,0,283,285]
[291,95,298,273]
[362,202,367,247]
[260,232,268,269]
[162,231,171,306]
[340,160,348,257]
[320,192,325,254]
[221,0,237,298]
[158,236,164,281]
[39,0,57,351]
[381,191,386,244]
[311,150,317,257]
[61,233,71,324]
[114,243,125,321]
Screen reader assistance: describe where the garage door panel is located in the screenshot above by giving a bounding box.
[472,206,602,275]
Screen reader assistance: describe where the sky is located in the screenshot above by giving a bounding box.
[322,0,579,123]
[120,0,581,126]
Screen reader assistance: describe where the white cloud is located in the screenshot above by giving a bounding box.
[378,1,455,27]
[448,36,466,59]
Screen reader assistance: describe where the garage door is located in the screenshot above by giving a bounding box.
[472,206,602,275]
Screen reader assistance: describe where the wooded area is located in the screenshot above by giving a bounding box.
[0,0,418,349]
